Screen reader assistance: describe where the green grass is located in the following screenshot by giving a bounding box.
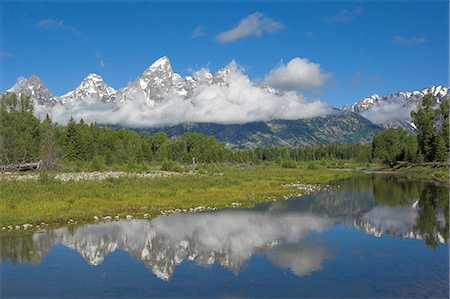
[0,162,356,227]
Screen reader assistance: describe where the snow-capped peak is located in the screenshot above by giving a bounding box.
[149,56,171,69]
[57,73,117,104]
[84,73,105,83]
[342,85,449,132]
[6,75,55,106]
[142,56,173,79]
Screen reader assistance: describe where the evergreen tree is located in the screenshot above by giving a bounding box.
[39,114,59,170]
[435,98,449,162]
[411,94,437,161]
[0,94,40,164]
[63,117,83,161]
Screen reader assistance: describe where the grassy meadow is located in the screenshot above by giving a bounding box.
[0,162,360,228]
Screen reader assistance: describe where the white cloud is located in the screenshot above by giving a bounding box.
[360,101,417,124]
[36,18,83,37]
[392,36,427,45]
[263,57,331,91]
[36,61,334,128]
[96,53,105,68]
[192,26,205,38]
[36,18,64,29]
[216,12,283,43]
[324,7,363,23]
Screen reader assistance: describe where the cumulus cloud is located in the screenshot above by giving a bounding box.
[263,57,331,91]
[216,12,283,43]
[36,18,83,37]
[37,61,334,128]
[360,101,417,124]
[392,36,427,45]
[324,7,363,23]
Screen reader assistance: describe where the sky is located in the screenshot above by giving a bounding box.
[1,0,449,108]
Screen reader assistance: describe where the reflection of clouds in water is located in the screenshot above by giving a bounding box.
[150,211,332,266]
[362,206,418,234]
[266,243,330,277]
[29,210,333,280]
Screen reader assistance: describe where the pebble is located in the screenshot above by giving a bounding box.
[143,213,149,218]
[1,171,183,182]
[93,216,100,221]
[103,216,112,221]
[126,215,133,220]
[115,215,120,220]
[22,223,33,229]
[282,183,333,196]
[67,219,76,224]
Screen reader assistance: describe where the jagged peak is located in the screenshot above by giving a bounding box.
[149,56,172,70]
[82,73,104,83]
[28,75,45,83]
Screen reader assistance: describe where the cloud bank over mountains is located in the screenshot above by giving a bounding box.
[10,57,334,128]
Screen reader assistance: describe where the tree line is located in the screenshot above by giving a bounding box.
[0,93,448,170]
[372,94,449,165]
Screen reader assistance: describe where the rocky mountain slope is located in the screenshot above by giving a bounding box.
[144,110,381,148]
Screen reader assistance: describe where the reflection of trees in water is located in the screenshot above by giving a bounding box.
[371,175,423,207]
[0,233,34,265]
[414,185,449,248]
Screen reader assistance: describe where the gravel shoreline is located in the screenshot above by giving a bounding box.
[0,170,184,181]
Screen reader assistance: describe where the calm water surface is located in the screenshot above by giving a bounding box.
[1,174,449,298]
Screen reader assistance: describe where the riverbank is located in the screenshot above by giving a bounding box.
[363,162,449,183]
[0,163,357,229]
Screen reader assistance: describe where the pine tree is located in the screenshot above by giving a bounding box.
[63,117,83,161]
[435,98,449,162]
[411,94,437,162]
[39,114,59,169]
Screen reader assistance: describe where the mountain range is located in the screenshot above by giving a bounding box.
[3,56,448,147]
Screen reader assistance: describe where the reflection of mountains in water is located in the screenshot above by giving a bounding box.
[21,212,333,280]
[1,175,448,280]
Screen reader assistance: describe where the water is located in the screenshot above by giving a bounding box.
[1,174,448,298]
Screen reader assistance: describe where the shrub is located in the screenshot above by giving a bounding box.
[281,160,297,169]
[307,162,318,170]
[161,160,183,172]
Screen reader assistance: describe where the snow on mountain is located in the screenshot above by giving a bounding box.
[3,56,446,132]
[6,75,55,106]
[343,86,449,132]
[57,73,117,105]
[116,56,197,106]
[3,56,285,111]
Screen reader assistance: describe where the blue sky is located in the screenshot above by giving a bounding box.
[1,0,448,107]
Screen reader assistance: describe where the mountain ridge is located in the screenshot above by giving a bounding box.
[2,56,447,147]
